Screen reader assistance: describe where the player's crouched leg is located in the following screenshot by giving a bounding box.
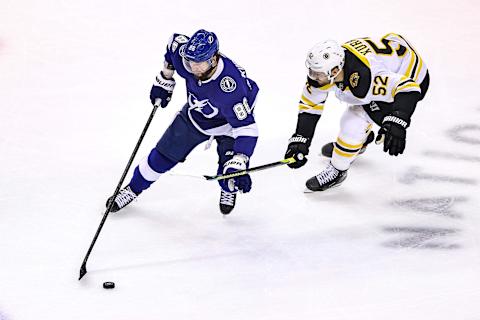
[321,131,375,158]
[107,109,209,213]
[106,149,177,213]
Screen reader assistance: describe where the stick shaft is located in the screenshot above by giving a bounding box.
[79,104,159,280]
[204,157,295,181]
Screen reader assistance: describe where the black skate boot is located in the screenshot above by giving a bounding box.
[219,190,236,215]
[305,163,348,192]
[106,185,138,213]
[321,131,375,158]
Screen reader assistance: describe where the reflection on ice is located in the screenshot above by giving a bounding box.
[382,226,460,249]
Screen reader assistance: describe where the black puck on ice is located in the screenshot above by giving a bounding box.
[103,281,115,289]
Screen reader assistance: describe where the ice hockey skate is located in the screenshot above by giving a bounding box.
[321,131,375,158]
[219,190,236,215]
[106,185,138,213]
[305,162,347,192]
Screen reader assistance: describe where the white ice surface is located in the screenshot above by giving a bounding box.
[1,0,480,319]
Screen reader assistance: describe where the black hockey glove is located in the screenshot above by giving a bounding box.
[285,134,310,168]
[150,71,176,108]
[376,114,408,156]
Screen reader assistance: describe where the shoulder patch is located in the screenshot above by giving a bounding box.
[220,76,236,93]
[349,72,360,88]
[344,50,371,99]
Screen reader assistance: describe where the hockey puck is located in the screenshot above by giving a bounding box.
[103,281,115,289]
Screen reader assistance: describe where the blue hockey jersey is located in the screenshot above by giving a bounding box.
[164,33,259,158]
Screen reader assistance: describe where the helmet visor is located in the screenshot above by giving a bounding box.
[183,56,216,80]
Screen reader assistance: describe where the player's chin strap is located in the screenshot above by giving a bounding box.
[167,157,296,181]
[328,67,343,84]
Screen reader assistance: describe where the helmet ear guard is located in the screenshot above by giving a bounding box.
[305,40,345,82]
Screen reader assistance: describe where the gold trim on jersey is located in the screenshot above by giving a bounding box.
[385,32,424,81]
[394,82,420,95]
[319,83,334,90]
[306,82,333,94]
[301,94,324,107]
[299,94,324,112]
[392,81,420,96]
[413,57,423,81]
[299,104,324,111]
[405,51,417,80]
[391,76,417,96]
[342,41,371,68]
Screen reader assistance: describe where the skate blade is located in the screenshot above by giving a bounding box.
[303,188,315,193]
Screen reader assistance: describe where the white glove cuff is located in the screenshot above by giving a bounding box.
[223,154,249,173]
[154,72,176,92]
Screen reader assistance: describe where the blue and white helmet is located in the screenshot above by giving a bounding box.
[184,29,219,63]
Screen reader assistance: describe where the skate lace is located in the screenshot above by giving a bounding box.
[315,164,339,185]
[220,190,236,206]
[115,187,137,208]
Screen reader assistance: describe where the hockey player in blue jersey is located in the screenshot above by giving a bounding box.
[107,29,259,214]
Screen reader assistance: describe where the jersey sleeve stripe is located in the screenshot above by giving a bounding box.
[232,123,258,138]
[393,33,424,80]
[413,57,424,81]
[301,94,321,107]
[299,107,323,115]
[404,49,418,79]
[397,78,415,87]
[299,103,324,111]
[410,53,420,80]
[393,82,421,96]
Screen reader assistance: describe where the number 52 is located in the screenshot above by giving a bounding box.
[373,76,389,96]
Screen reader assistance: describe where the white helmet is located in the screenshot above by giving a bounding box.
[305,40,345,82]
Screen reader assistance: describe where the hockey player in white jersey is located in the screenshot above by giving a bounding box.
[284,33,430,192]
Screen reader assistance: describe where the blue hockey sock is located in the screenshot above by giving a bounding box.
[129,149,177,194]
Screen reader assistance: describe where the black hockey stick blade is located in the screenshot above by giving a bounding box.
[79,263,87,280]
[203,157,296,181]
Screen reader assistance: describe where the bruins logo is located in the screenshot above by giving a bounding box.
[349,72,360,88]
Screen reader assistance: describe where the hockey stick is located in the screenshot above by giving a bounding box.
[203,157,296,181]
[78,101,160,280]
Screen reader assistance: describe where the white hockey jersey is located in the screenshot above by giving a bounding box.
[298,33,428,116]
